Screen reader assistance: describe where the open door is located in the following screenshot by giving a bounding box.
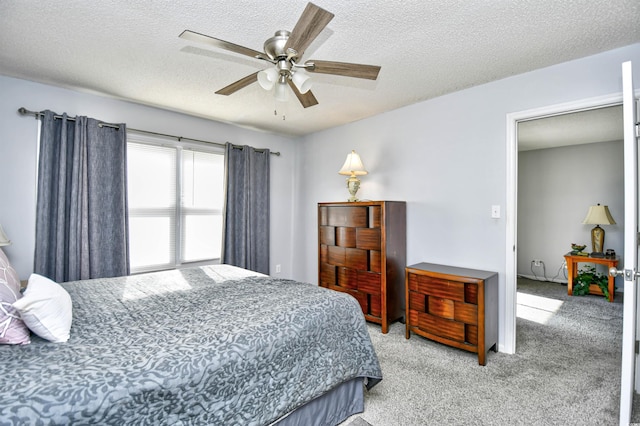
[616,60,639,425]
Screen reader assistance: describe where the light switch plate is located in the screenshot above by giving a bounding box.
[491,205,501,219]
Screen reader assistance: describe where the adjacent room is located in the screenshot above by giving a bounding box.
[1,1,639,424]
[518,105,624,287]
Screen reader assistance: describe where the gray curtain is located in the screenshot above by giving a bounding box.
[34,111,129,282]
[221,143,270,274]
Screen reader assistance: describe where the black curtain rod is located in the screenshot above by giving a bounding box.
[17,107,280,156]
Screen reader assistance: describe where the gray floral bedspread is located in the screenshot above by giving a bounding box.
[0,265,382,425]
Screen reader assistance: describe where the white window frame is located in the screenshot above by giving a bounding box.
[127,131,225,274]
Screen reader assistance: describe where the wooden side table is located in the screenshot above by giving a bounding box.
[405,263,498,365]
[564,253,619,302]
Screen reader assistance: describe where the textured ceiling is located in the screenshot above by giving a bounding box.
[0,0,639,137]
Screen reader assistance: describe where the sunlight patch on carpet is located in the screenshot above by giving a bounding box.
[517,292,564,324]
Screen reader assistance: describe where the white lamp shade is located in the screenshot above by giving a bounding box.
[257,68,279,90]
[274,81,289,102]
[338,150,368,176]
[583,204,616,225]
[0,225,10,246]
[292,71,312,94]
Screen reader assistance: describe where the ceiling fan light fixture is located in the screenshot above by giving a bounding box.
[292,70,312,94]
[274,80,289,102]
[257,68,279,90]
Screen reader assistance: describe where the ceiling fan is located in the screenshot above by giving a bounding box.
[179,2,381,108]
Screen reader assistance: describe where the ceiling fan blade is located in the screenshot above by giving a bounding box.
[287,79,319,108]
[215,72,259,96]
[284,2,334,58]
[307,60,381,80]
[180,30,264,59]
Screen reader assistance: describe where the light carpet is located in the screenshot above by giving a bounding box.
[346,417,373,426]
[341,278,624,425]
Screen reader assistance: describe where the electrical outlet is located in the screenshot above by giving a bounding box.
[275,264,281,273]
[491,205,501,219]
[533,260,542,267]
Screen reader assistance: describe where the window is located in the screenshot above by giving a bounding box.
[126,133,224,273]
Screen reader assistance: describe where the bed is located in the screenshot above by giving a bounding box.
[0,264,382,425]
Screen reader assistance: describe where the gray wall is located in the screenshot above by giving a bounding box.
[518,141,624,286]
[291,43,640,351]
[0,75,298,279]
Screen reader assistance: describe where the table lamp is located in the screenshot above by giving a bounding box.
[338,150,368,202]
[582,204,615,258]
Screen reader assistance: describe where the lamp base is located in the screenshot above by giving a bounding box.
[346,176,361,202]
[590,225,605,254]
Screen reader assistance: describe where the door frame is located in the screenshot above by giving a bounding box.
[619,60,638,426]
[504,93,625,354]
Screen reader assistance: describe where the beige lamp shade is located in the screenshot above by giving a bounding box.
[582,204,616,225]
[0,225,11,246]
[338,150,368,176]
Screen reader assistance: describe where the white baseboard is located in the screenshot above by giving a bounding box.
[519,274,625,293]
[517,274,568,284]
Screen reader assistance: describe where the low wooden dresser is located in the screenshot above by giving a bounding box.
[318,201,406,333]
[405,263,498,365]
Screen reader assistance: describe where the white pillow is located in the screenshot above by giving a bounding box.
[12,273,72,343]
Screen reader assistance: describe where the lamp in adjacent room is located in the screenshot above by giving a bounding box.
[338,150,368,202]
[582,204,616,257]
[0,225,11,246]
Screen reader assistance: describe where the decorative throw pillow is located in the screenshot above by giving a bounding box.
[13,273,72,343]
[0,248,30,345]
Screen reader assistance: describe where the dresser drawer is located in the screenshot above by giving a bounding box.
[357,271,381,294]
[368,294,382,317]
[417,312,465,342]
[356,228,380,250]
[408,273,479,305]
[427,295,454,319]
[337,267,357,289]
[320,262,336,287]
[454,302,478,325]
[411,312,479,346]
[408,293,478,322]
[408,274,465,302]
[351,293,381,317]
[320,206,368,227]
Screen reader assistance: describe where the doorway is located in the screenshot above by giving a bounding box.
[504,94,625,355]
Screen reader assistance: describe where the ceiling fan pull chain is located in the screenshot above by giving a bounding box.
[273,109,285,120]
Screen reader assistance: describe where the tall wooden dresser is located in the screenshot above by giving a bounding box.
[318,201,406,333]
[405,263,498,365]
